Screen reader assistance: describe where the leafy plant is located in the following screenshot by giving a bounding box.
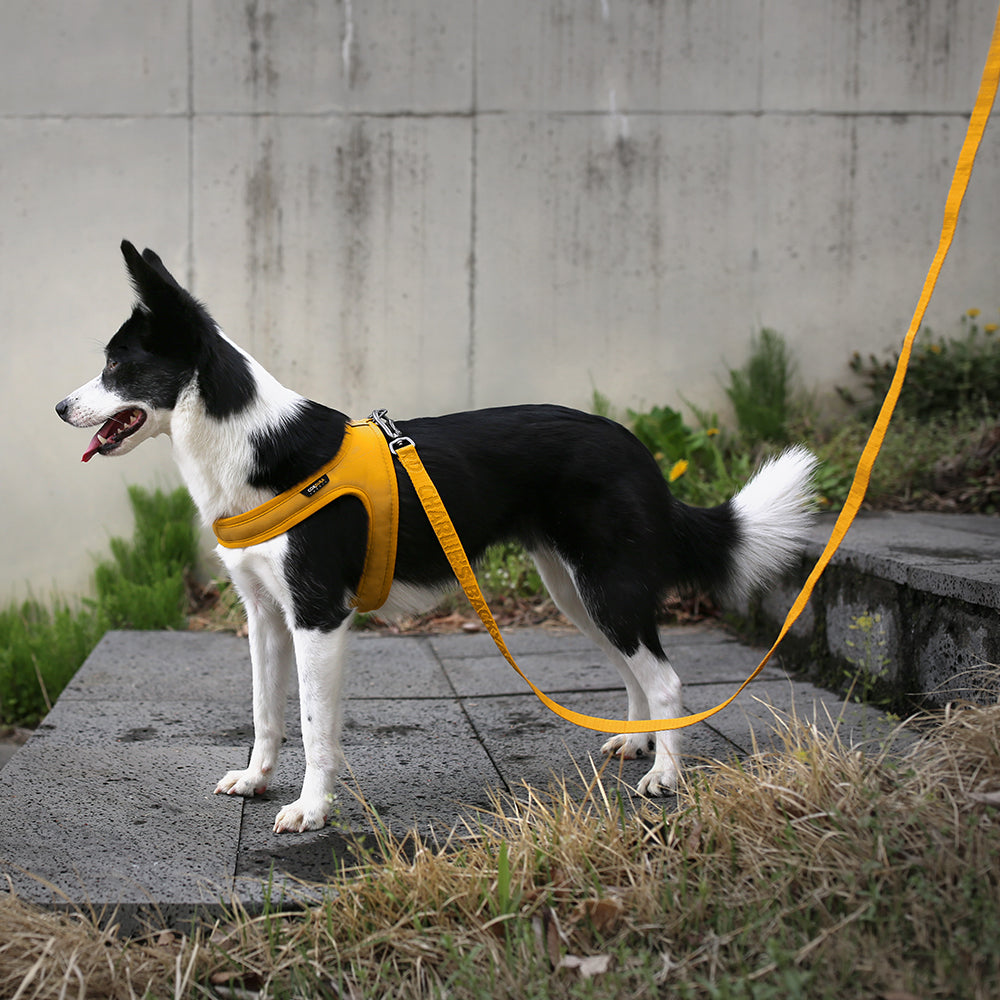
[92,484,198,630]
[624,403,745,506]
[725,327,795,445]
[842,310,1000,420]
[0,485,200,726]
[479,542,545,601]
[0,600,106,726]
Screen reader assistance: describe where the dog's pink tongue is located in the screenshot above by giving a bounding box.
[81,433,103,463]
[81,414,122,463]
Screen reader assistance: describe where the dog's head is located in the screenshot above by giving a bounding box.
[56,241,253,462]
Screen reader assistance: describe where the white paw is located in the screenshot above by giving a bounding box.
[215,768,270,797]
[636,765,678,797]
[601,733,654,759]
[273,795,332,833]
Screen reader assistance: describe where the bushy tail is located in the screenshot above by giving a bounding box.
[725,445,819,600]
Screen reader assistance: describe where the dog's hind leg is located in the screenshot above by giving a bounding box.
[530,549,654,759]
[272,618,352,833]
[619,646,683,796]
[215,589,294,799]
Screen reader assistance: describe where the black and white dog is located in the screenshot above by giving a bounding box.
[57,242,816,832]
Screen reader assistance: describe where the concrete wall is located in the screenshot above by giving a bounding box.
[4,0,1000,600]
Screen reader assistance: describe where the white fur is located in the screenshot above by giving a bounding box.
[171,340,306,525]
[727,444,818,600]
[57,373,170,456]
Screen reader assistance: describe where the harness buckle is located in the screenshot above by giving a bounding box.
[369,408,414,455]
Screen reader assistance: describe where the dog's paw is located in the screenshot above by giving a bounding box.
[601,733,654,760]
[636,765,678,797]
[273,795,332,833]
[215,768,269,797]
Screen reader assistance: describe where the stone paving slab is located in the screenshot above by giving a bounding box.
[0,625,905,932]
[810,511,1000,608]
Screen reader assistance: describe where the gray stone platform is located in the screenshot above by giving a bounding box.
[733,512,1000,705]
[0,625,899,934]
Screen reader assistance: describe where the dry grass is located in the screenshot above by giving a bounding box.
[3,703,999,999]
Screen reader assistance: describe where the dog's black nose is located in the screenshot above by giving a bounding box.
[55,399,70,421]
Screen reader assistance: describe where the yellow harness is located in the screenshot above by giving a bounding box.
[212,416,399,613]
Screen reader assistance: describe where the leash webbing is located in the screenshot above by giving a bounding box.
[393,7,1000,734]
[737,0,1000,702]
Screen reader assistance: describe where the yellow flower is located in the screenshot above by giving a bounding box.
[707,427,719,437]
[930,344,942,354]
[668,459,689,482]
[985,323,998,333]
[968,308,981,318]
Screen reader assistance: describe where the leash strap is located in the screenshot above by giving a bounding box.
[212,420,399,613]
[393,440,680,733]
[739,2,1000,692]
[391,10,1000,733]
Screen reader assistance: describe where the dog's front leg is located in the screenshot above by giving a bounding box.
[272,619,351,833]
[215,591,294,798]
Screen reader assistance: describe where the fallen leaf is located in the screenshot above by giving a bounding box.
[538,906,568,968]
[582,896,624,935]
[685,819,703,855]
[209,968,264,997]
[559,954,612,978]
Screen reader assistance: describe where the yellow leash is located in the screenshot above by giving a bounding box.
[214,11,1000,734]
[394,8,1000,734]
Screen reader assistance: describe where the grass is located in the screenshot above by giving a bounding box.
[2,701,998,997]
[3,321,997,992]
[0,485,199,726]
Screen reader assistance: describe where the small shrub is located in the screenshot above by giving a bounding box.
[0,485,199,726]
[479,543,545,601]
[92,485,198,630]
[726,327,795,445]
[0,600,106,726]
[842,310,1000,420]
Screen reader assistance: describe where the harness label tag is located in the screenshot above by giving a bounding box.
[301,473,330,497]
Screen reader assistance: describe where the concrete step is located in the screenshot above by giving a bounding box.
[0,625,904,935]
[729,511,1000,707]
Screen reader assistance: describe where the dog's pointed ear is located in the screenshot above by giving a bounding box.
[119,240,209,361]
[120,240,184,312]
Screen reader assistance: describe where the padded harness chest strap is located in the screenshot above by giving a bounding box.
[212,419,399,613]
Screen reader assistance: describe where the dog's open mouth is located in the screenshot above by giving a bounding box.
[81,408,147,463]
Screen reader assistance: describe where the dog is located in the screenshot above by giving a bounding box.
[56,241,817,832]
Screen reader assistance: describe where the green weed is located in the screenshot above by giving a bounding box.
[725,327,795,446]
[842,310,1000,421]
[91,484,198,630]
[0,485,199,726]
[0,600,106,726]
[478,542,545,601]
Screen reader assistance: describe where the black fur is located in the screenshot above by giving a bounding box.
[103,309,196,413]
[120,240,257,419]
[268,400,739,645]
